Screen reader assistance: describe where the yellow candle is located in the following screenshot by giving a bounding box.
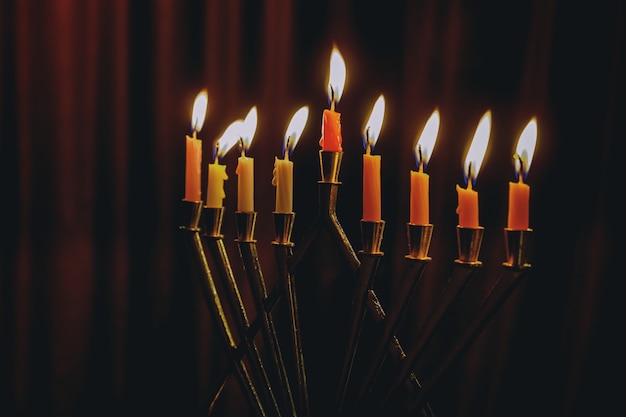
[184,91,208,202]
[236,106,258,213]
[362,148,381,221]
[272,155,293,213]
[410,168,429,225]
[236,152,254,212]
[206,160,228,208]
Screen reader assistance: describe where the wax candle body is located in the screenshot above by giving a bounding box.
[320,109,343,152]
[236,156,254,212]
[508,178,530,229]
[206,162,228,208]
[456,183,479,228]
[272,157,294,213]
[362,152,381,221]
[185,135,202,202]
[410,170,429,225]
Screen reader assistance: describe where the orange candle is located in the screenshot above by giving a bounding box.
[410,169,429,225]
[184,91,208,202]
[362,95,385,221]
[409,109,440,225]
[456,111,491,228]
[507,178,529,229]
[456,182,479,228]
[363,150,381,221]
[319,47,346,152]
[507,118,537,230]
[320,109,342,152]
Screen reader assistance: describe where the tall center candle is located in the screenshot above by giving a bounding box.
[236,106,258,212]
[410,109,440,225]
[319,47,346,152]
[184,91,208,202]
[273,106,308,213]
[456,111,491,228]
[507,118,537,230]
[362,95,385,222]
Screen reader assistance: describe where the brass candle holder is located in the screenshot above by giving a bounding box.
[235,211,299,417]
[272,211,310,417]
[179,201,267,417]
[455,225,485,266]
[336,219,385,414]
[201,207,283,417]
[354,224,433,405]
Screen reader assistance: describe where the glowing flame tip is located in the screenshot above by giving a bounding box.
[191,90,208,132]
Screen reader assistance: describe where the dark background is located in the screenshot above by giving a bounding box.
[0,0,623,416]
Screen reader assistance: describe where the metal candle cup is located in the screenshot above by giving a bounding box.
[235,211,257,242]
[503,228,533,269]
[406,224,433,260]
[272,212,296,246]
[203,206,225,237]
[182,200,203,231]
[319,150,343,183]
[455,226,484,266]
[360,220,385,254]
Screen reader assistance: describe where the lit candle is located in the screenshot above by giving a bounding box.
[205,120,240,208]
[319,47,346,152]
[410,109,440,225]
[184,91,208,202]
[273,106,309,213]
[456,110,491,228]
[508,117,537,230]
[236,106,258,212]
[362,95,385,222]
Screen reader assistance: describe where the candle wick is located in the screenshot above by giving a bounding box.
[330,85,336,111]
[467,161,474,189]
[192,129,197,139]
[284,136,290,159]
[239,137,245,157]
[514,153,524,182]
[418,145,424,171]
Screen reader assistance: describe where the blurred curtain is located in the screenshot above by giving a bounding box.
[1,1,623,416]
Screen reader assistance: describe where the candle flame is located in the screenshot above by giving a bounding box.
[415,109,440,168]
[362,95,385,151]
[191,90,208,132]
[327,47,346,105]
[463,110,491,185]
[514,117,537,179]
[284,106,309,157]
[240,106,258,152]
[215,119,242,160]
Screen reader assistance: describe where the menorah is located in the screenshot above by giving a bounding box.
[180,148,532,417]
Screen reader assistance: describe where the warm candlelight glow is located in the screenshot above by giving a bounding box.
[514,117,537,180]
[214,120,242,161]
[273,106,309,214]
[410,109,440,225]
[362,95,385,151]
[191,90,208,132]
[415,109,440,168]
[284,106,309,157]
[463,110,491,185]
[362,95,385,222]
[240,106,258,153]
[184,91,208,202]
[456,110,492,228]
[328,48,346,106]
[236,106,258,212]
[507,117,538,230]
